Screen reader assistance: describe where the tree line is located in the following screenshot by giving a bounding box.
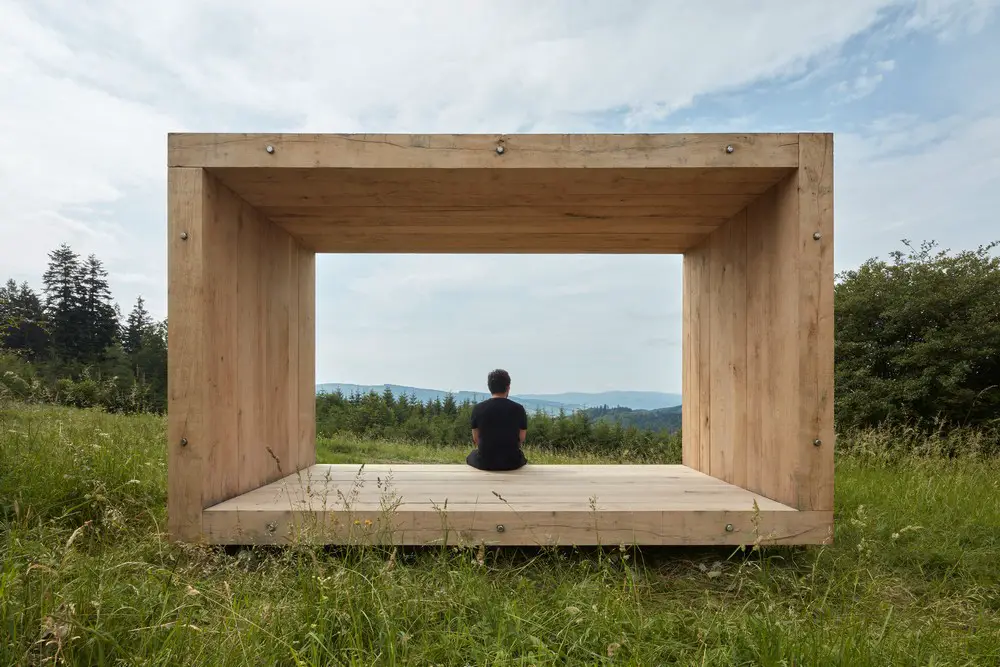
[3,238,998,437]
[0,244,167,412]
[317,387,682,460]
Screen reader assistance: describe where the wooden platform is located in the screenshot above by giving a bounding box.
[202,464,833,546]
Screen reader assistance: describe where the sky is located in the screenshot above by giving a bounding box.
[2,1,999,395]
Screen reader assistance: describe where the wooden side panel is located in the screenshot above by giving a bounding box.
[297,249,317,469]
[682,254,697,470]
[745,192,771,499]
[741,133,834,511]
[236,196,266,493]
[798,134,835,511]
[743,177,800,508]
[167,168,207,542]
[262,209,293,481]
[682,241,711,471]
[708,210,747,488]
[201,174,241,508]
[167,167,317,541]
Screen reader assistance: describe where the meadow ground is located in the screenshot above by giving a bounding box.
[1,404,998,665]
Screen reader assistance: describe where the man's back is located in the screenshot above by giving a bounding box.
[469,397,527,470]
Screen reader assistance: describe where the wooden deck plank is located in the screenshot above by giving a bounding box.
[200,464,831,546]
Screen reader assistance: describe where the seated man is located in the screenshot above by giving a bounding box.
[466,368,528,471]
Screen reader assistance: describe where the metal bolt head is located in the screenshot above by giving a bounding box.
[725,523,734,532]
[495,145,505,155]
[725,145,734,153]
[180,437,188,447]
[265,145,275,154]
[813,232,822,240]
[496,524,505,533]
[180,231,188,240]
[813,439,822,447]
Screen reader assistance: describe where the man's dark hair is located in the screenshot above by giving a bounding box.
[487,369,511,395]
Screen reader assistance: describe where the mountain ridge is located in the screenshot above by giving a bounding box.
[316,382,681,414]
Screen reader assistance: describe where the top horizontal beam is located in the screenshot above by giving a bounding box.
[168,133,805,170]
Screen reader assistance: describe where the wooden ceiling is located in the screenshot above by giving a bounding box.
[206,166,792,253]
[170,133,803,253]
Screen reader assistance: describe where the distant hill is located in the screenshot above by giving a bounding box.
[315,383,570,415]
[315,383,682,415]
[517,391,681,411]
[583,405,683,433]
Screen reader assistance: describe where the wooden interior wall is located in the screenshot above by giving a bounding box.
[168,167,316,542]
[682,134,833,511]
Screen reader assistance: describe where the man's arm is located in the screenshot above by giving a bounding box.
[472,428,479,447]
[471,407,479,447]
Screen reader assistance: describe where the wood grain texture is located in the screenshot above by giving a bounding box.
[288,231,711,254]
[708,210,747,489]
[798,134,835,511]
[170,133,800,169]
[167,168,207,542]
[200,464,833,546]
[201,173,240,508]
[167,168,317,542]
[682,239,712,472]
[745,192,770,499]
[167,132,835,544]
[296,248,316,470]
[236,197,265,494]
[167,136,797,254]
[209,167,796,205]
[680,134,835,513]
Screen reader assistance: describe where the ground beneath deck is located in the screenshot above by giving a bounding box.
[202,464,832,546]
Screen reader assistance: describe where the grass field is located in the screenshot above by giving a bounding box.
[2,404,999,665]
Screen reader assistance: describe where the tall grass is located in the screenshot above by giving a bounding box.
[2,404,998,665]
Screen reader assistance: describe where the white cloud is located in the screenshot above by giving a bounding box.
[835,113,1000,271]
[832,59,897,102]
[1,0,998,391]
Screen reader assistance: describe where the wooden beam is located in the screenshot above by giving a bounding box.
[798,133,835,511]
[167,168,207,542]
[169,133,800,170]
[203,506,832,546]
[286,231,711,254]
[167,167,317,543]
[207,166,796,207]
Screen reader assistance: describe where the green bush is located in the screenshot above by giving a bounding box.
[835,240,1000,430]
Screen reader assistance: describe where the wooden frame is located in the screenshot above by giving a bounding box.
[167,133,834,546]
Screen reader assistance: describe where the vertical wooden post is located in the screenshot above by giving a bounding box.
[682,134,834,511]
[167,168,317,542]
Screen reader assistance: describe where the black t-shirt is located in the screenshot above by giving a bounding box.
[470,397,528,468]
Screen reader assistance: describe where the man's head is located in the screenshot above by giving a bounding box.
[487,368,511,397]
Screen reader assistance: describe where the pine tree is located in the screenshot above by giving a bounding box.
[124,296,152,355]
[42,243,84,360]
[0,280,50,359]
[133,320,168,412]
[79,254,119,359]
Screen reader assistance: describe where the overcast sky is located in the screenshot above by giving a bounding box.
[2,1,999,395]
